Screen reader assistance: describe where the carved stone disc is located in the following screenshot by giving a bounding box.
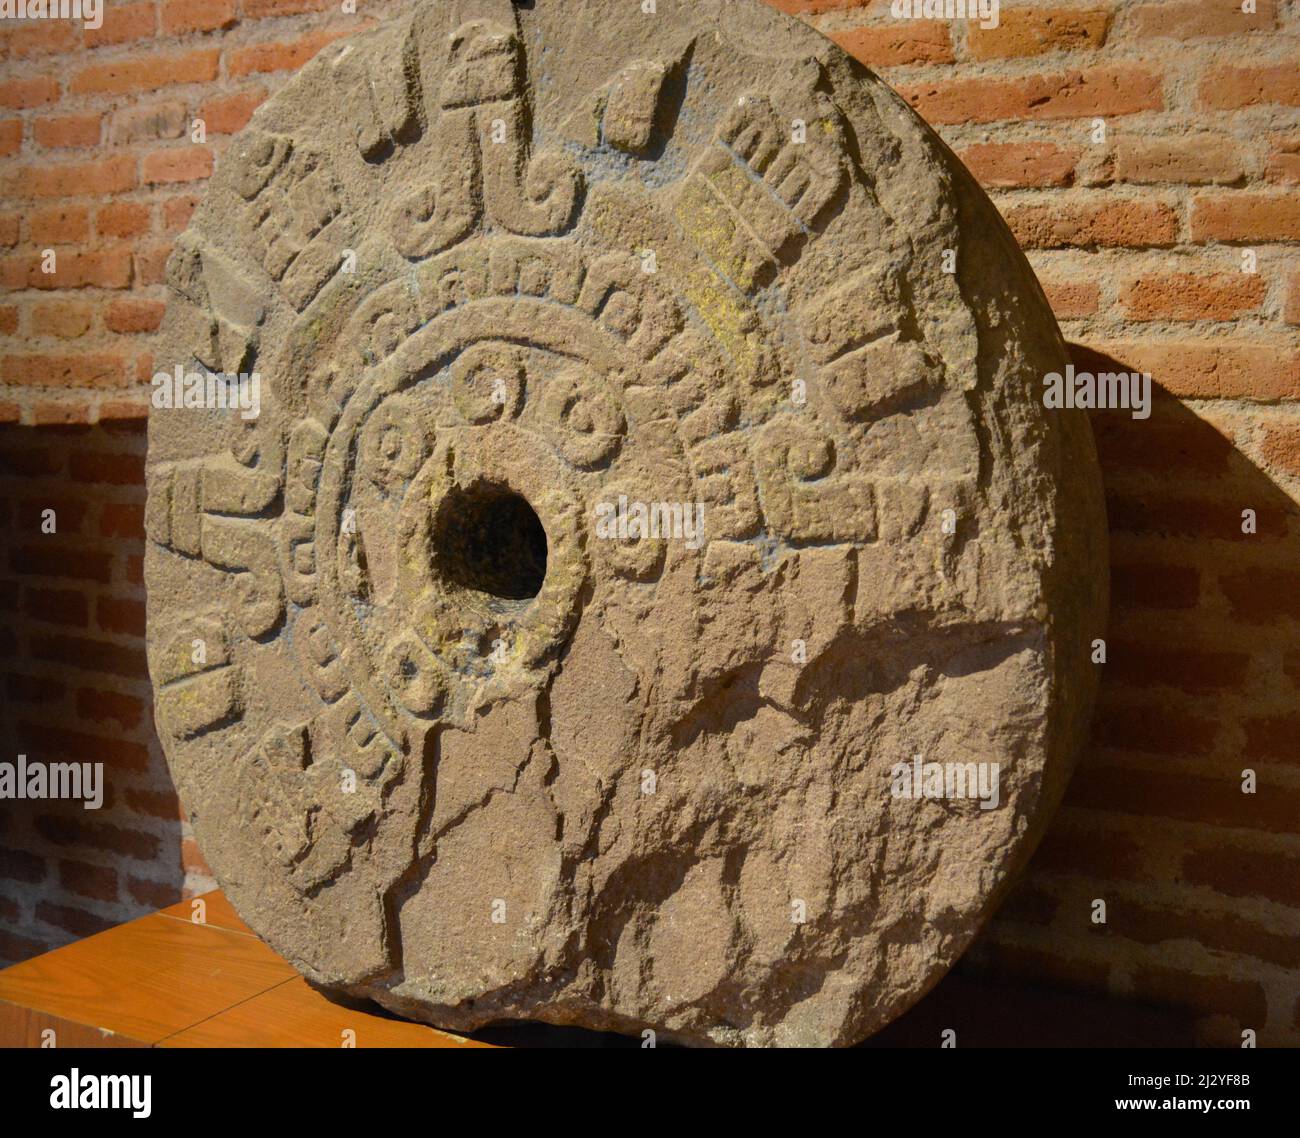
[146,0,1107,1046]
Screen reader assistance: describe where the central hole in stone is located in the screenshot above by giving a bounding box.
[431,481,547,602]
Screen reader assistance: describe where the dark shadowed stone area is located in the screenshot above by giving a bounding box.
[145,0,1107,1046]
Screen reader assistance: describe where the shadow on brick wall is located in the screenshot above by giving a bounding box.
[0,419,186,966]
[962,345,1300,1047]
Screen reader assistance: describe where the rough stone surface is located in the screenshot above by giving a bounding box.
[145,0,1107,1047]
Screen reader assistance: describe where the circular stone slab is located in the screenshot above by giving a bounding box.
[145,0,1107,1047]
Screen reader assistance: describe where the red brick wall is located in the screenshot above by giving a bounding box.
[1,0,1298,1044]
[0,417,215,964]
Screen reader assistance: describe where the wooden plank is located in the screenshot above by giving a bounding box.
[0,1002,149,1048]
[0,913,295,1045]
[160,975,494,1049]
[157,890,253,936]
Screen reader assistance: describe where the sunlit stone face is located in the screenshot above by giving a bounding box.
[145,0,1106,1047]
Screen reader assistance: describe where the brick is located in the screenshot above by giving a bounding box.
[161,194,199,232]
[32,113,101,150]
[1104,642,1250,693]
[97,596,146,636]
[69,449,146,484]
[1266,137,1300,186]
[134,244,173,286]
[1220,568,1300,623]
[9,246,135,291]
[127,876,177,908]
[1002,200,1179,250]
[197,87,266,135]
[1033,823,1144,881]
[31,299,94,339]
[243,0,333,15]
[898,67,1163,125]
[3,154,136,199]
[1288,275,1300,326]
[1120,903,1299,971]
[1120,273,1266,321]
[1105,491,1288,541]
[1184,844,1300,908]
[0,846,45,884]
[15,546,108,584]
[2,352,132,388]
[99,501,145,538]
[105,297,166,335]
[1113,135,1245,186]
[27,204,90,245]
[0,447,62,477]
[35,901,116,939]
[228,27,358,78]
[0,76,59,110]
[1199,65,1300,110]
[970,942,1110,993]
[107,101,187,146]
[71,49,220,97]
[14,495,88,532]
[99,399,150,423]
[1068,765,1300,834]
[31,401,93,427]
[1040,279,1099,319]
[0,305,17,335]
[1091,702,1218,756]
[1093,341,1299,400]
[58,860,119,903]
[18,721,149,774]
[958,142,1077,188]
[1130,0,1276,39]
[1241,713,1300,766]
[994,882,1059,926]
[1191,193,1300,242]
[142,145,214,185]
[0,929,49,964]
[76,687,145,729]
[8,17,76,57]
[125,790,182,823]
[84,2,157,48]
[1093,409,1234,475]
[32,633,147,679]
[7,674,65,703]
[1259,421,1300,476]
[1110,564,1200,610]
[162,0,238,35]
[967,7,1110,60]
[96,200,151,240]
[1131,965,1266,1027]
[830,21,953,68]
[182,837,213,877]
[0,118,21,158]
[765,0,869,9]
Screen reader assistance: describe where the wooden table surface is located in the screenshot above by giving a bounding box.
[0,891,491,1048]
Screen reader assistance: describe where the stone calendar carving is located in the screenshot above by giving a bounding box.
[146,0,1107,1047]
